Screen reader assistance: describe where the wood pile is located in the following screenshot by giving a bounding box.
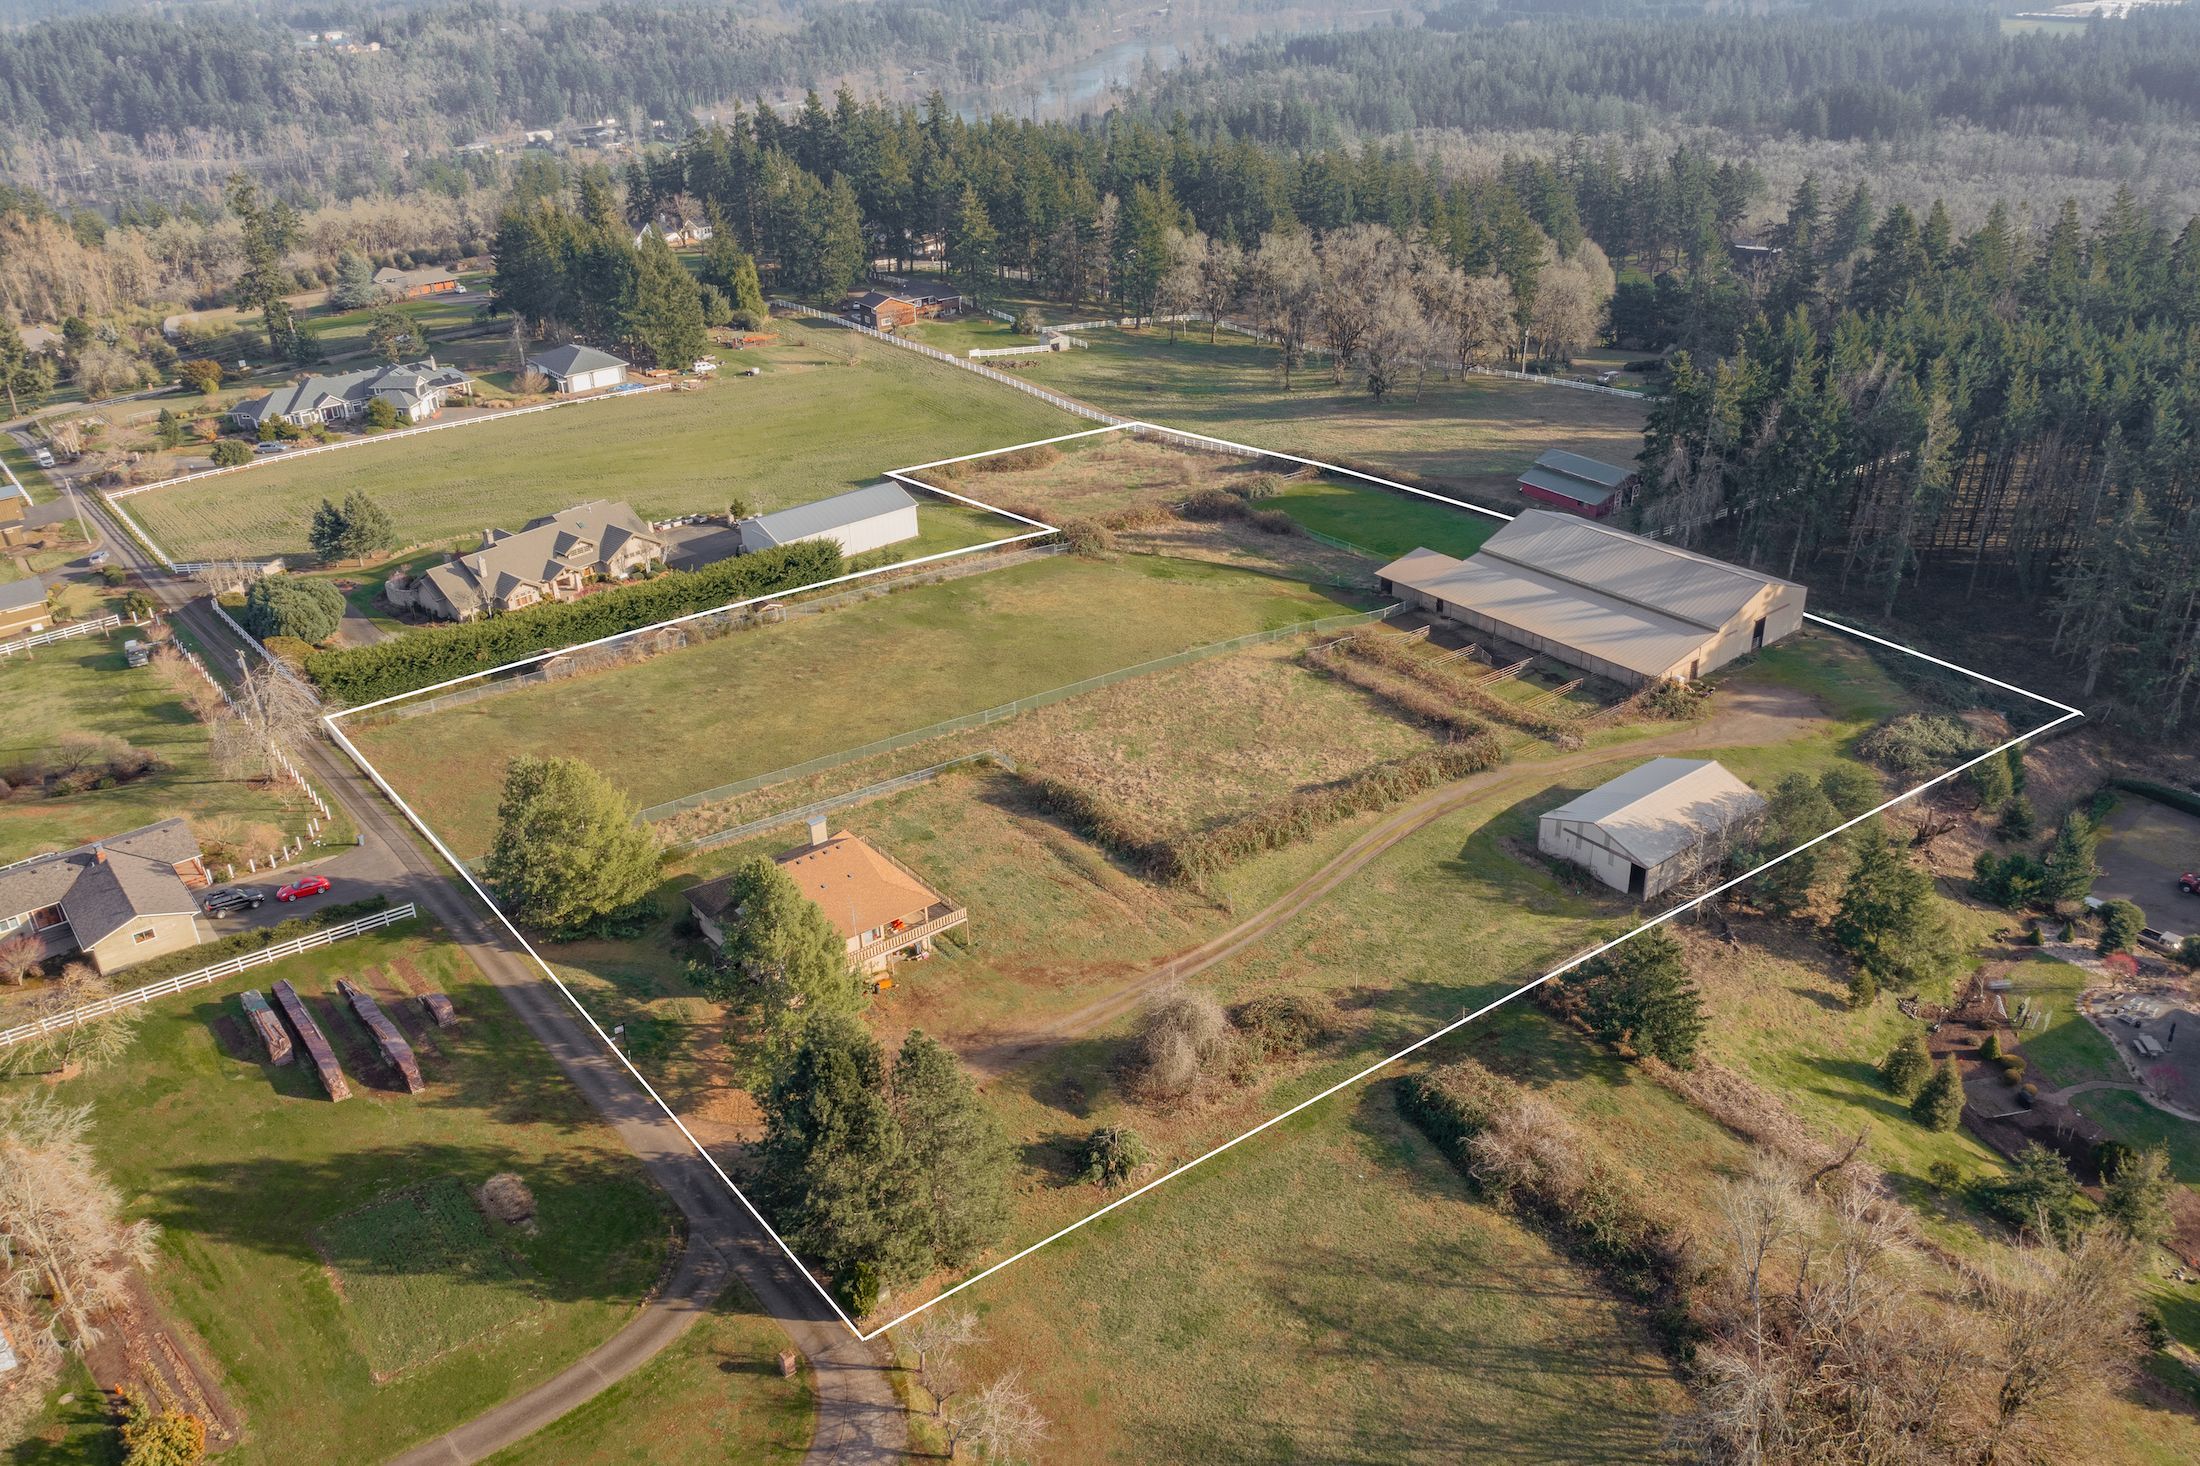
[238,989,292,1064]
[420,992,458,1027]
[339,979,425,1093]
[271,980,349,1101]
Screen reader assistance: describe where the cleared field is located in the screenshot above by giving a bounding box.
[932,1084,1686,1463]
[353,553,1366,857]
[1014,327,1647,504]
[29,925,747,1466]
[0,627,326,865]
[127,318,1081,563]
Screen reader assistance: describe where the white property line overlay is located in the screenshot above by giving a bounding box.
[317,418,2084,1342]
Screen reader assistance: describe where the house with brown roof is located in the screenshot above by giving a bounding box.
[686,820,967,977]
[0,818,210,974]
[387,499,663,621]
[374,265,461,300]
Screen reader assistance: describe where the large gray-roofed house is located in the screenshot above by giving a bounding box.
[393,499,662,621]
[1538,757,1766,899]
[1375,509,1805,687]
[0,818,210,974]
[228,359,471,431]
[735,483,920,559]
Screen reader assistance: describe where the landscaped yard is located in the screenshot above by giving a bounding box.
[11,922,805,1466]
[0,628,328,866]
[352,553,1370,857]
[124,318,1082,563]
[1013,327,1648,506]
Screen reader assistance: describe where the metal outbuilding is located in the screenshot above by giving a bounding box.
[1375,510,1806,687]
[1538,757,1767,899]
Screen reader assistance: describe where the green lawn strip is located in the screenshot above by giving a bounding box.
[1267,476,1502,559]
[44,928,683,1466]
[353,554,1362,858]
[130,320,1080,563]
[0,628,327,865]
[897,316,1037,356]
[1014,327,1648,496]
[0,437,46,503]
[2000,956,2123,1093]
[480,1298,813,1466]
[944,1084,1684,1463]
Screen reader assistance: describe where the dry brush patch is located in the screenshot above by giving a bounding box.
[1322,628,1586,744]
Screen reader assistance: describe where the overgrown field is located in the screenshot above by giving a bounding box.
[127,318,1081,562]
[22,925,795,1466]
[1014,327,1647,505]
[353,553,1368,857]
[0,628,325,865]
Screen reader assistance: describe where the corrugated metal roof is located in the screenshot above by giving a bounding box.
[739,483,917,550]
[1542,758,1766,868]
[526,343,627,377]
[1374,547,1462,590]
[1533,449,1632,489]
[1400,554,1713,678]
[1519,465,1615,506]
[1483,511,1796,631]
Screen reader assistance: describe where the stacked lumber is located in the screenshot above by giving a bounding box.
[271,980,349,1101]
[238,989,292,1065]
[339,980,425,1094]
[420,993,458,1028]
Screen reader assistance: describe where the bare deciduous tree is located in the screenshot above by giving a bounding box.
[953,1369,1048,1464]
[1249,230,1320,389]
[0,1090,160,1364]
[210,655,319,783]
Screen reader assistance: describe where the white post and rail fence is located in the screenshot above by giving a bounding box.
[0,903,418,1049]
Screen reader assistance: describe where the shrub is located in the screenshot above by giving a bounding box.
[2181,934,2200,968]
[1079,1125,1150,1188]
[1997,1055,2025,1084]
[1232,472,1283,501]
[1972,850,2048,908]
[2096,898,2145,955]
[1056,518,1116,557]
[1998,792,2037,840]
[1124,986,1235,1105]
[1878,1029,1932,1098]
[308,539,842,703]
[209,439,251,467]
[241,576,345,645]
[99,563,127,586]
[1977,1032,2001,1062]
[1177,486,1249,522]
[1323,632,1577,744]
[975,444,1059,474]
[1858,714,1986,778]
[1641,678,1711,720]
[1230,993,1332,1059]
[1910,1056,1965,1130]
[1926,1159,1963,1193]
[1011,307,1042,335]
[1248,507,1300,536]
[1819,763,1882,818]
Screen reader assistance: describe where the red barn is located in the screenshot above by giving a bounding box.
[1518,449,1636,519]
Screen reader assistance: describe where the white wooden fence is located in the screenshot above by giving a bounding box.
[170,640,333,826]
[0,611,133,657]
[773,302,1127,426]
[102,383,675,570]
[0,903,417,1049]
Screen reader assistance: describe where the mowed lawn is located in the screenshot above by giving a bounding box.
[31,925,785,1466]
[0,629,322,865]
[1016,327,1648,500]
[127,318,1081,563]
[354,554,1366,857]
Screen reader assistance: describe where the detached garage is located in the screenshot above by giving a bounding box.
[1375,510,1805,688]
[526,343,630,394]
[1539,758,1766,900]
[735,482,920,558]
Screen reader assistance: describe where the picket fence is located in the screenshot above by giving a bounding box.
[0,903,418,1049]
[170,638,333,827]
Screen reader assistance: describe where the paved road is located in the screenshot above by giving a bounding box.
[73,492,908,1464]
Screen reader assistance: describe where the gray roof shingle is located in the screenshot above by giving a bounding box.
[0,818,203,946]
[525,344,628,379]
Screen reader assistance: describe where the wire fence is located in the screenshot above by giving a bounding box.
[0,903,418,1049]
[638,603,1399,824]
[772,302,1125,426]
[675,750,1015,852]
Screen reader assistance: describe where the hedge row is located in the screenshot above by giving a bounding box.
[304,540,844,704]
[1304,641,1491,742]
[1330,631,1581,744]
[2108,777,2200,821]
[1397,1062,1695,1347]
[1017,736,1505,887]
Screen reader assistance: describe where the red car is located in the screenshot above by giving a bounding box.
[276,874,332,902]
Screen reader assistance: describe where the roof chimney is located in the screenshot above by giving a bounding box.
[807,816,829,847]
[91,844,107,864]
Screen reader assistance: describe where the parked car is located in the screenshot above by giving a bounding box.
[276,874,332,902]
[2179,871,2200,896]
[254,441,292,456]
[202,886,267,917]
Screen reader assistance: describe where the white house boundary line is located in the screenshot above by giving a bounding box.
[316,417,2087,1343]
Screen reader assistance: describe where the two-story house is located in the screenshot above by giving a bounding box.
[388,500,663,621]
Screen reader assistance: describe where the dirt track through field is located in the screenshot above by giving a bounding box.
[958,682,1825,1080]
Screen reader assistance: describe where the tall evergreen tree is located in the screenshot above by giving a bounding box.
[621,231,708,367]
[1832,822,1957,1003]
[1564,927,1706,1067]
[891,1031,1012,1268]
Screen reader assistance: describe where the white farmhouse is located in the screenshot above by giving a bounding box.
[1538,758,1766,900]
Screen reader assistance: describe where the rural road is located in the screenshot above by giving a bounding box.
[70,489,908,1464]
[960,681,1825,1078]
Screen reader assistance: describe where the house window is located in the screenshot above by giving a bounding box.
[0,913,18,934]
[132,927,157,944]
[30,906,65,932]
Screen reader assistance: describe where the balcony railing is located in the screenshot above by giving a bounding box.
[854,902,966,964]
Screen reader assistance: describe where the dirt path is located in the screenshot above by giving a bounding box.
[960,681,1824,1078]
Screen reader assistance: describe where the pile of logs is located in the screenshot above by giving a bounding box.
[339,980,425,1094]
[238,989,292,1065]
[272,980,349,1101]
